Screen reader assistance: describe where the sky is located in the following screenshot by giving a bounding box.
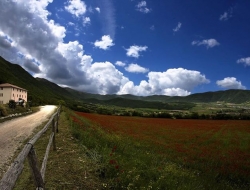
[0,0,249,96]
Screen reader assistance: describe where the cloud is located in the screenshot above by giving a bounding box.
[77,61,130,95]
[192,39,220,48]
[219,8,233,21]
[125,63,149,73]
[173,22,182,32]
[22,55,41,73]
[48,20,66,39]
[99,0,116,39]
[136,1,151,13]
[115,61,126,67]
[0,0,71,80]
[119,68,210,96]
[220,12,230,21]
[83,17,91,26]
[150,25,155,31]
[94,35,115,50]
[126,45,148,58]
[0,31,13,49]
[95,7,100,13]
[216,77,246,90]
[237,57,250,66]
[68,22,75,26]
[65,0,87,17]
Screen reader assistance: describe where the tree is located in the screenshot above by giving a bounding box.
[58,100,66,106]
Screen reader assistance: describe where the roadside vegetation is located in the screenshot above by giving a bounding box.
[0,103,39,123]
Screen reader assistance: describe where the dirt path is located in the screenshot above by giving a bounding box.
[0,105,57,177]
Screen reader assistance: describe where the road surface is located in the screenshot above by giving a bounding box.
[0,105,57,177]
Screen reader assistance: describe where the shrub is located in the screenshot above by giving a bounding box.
[0,104,7,116]
[8,99,16,109]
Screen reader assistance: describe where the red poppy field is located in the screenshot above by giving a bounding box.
[73,111,250,188]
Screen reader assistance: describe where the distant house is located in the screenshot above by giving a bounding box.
[0,83,28,104]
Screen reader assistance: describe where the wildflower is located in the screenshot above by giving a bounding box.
[112,146,117,152]
[109,160,116,165]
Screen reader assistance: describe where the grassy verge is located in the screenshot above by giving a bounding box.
[13,107,102,189]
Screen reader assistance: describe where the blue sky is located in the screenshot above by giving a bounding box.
[0,0,249,96]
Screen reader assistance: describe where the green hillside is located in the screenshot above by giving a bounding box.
[0,56,72,105]
[64,87,250,104]
[1,56,250,107]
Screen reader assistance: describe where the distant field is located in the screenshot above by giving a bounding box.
[73,112,250,189]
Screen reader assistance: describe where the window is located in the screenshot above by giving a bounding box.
[13,94,14,97]
[17,94,18,97]
[0,87,3,90]
[0,101,3,104]
[0,93,3,97]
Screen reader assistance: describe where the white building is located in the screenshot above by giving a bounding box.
[0,83,28,104]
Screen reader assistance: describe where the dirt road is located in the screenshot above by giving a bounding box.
[0,105,57,177]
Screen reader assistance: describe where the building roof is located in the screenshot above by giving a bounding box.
[0,83,27,91]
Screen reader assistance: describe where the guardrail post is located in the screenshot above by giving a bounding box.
[52,118,56,151]
[27,146,44,189]
[56,111,59,133]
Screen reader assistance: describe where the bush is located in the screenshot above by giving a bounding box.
[0,104,7,116]
[8,100,16,109]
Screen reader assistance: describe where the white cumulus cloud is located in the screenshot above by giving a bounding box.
[65,0,87,17]
[95,7,100,13]
[115,61,126,67]
[83,17,91,26]
[125,63,149,73]
[126,45,148,58]
[237,57,250,66]
[192,39,220,48]
[136,1,151,13]
[216,77,246,90]
[80,61,130,94]
[119,68,210,96]
[94,35,115,50]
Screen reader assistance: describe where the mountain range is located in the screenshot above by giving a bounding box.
[1,56,250,107]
